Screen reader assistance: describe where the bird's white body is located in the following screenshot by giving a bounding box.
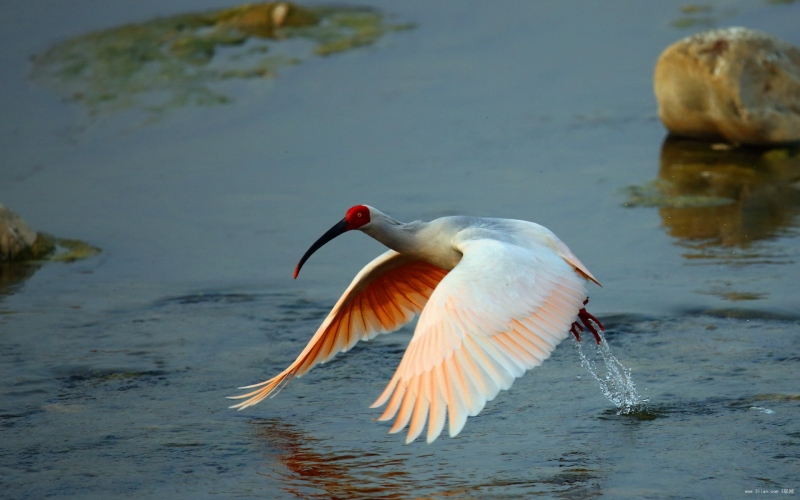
[230,206,602,444]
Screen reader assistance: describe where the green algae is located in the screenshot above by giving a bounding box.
[670,4,734,29]
[305,8,415,57]
[30,2,413,119]
[51,238,102,263]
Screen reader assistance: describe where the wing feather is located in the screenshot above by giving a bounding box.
[453,347,487,415]
[407,373,431,443]
[492,333,531,370]
[230,251,448,409]
[390,378,417,434]
[371,239,592,443]
[378,374,404,421]
[443,356,469,436]
[427,367,448,443]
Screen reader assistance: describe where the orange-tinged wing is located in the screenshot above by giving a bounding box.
[230,250,449,410]
[370,239,590,443]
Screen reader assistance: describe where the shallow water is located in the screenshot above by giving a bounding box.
[1,1,799,498]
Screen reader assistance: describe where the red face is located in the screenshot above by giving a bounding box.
[344,205,371,230]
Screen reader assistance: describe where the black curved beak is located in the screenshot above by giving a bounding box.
[293,218,348,279]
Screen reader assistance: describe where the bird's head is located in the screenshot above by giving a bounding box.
[344,204,371,231]
[293,205,372,279]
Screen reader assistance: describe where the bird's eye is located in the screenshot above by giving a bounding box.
[357,212,362,218]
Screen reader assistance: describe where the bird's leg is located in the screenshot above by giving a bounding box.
[570,321,584,342]
[571,298,605,344]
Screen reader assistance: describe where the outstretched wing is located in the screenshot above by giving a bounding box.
[370,239,589,443]
[230,250,449,409]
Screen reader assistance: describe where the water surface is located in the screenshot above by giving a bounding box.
[1,1,799,498]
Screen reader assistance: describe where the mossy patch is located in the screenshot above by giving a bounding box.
[50,238,102,263]
[30,2,413,119]
[670,4,731,29]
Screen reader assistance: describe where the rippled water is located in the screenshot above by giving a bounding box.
[3,290,798,498]
[2,1,799,498]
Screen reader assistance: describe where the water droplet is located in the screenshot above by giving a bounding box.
[575,323,647,414]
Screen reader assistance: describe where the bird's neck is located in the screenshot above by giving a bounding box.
[363,216,462,271]
[363,218,420,256]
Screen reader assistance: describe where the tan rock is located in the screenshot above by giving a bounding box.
[0,204,38,261]
[655,27,800,145]
[0,205,60,262]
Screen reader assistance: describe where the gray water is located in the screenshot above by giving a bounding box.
[1,1,799,498]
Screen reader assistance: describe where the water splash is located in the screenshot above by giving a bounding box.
[576,326,647,414]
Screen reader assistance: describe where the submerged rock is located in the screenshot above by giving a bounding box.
[654,27,800,145]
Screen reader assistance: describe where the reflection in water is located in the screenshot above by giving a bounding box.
[31,3,413,120]
[0,262,42,299]
[253,419,411,499]
[251,419,602,499]
[625,137,800,263]
[696,282,768,302]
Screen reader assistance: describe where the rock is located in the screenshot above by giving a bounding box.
[654,27,800,145]
[0,204,49,261]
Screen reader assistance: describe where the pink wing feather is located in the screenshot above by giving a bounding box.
[229,250,448,409]
[370,239,590,443]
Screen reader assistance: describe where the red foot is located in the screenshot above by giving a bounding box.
[570,298,605,344]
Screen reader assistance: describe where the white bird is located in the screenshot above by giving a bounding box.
[230,205,604,444]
